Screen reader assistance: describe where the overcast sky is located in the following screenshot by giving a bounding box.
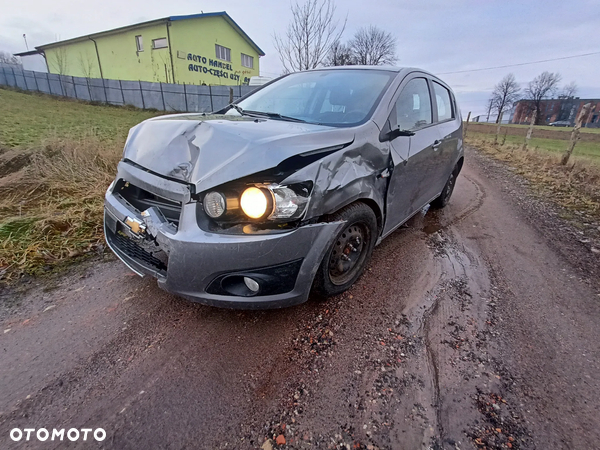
[2,0,599,116]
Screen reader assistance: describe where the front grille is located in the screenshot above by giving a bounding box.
[116,180,182,225]
[107,227,167,274]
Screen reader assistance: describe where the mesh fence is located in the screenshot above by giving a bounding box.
[0,65,257,113]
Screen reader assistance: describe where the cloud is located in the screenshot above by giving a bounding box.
[1,0,598,115]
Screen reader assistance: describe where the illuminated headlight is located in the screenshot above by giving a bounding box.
[204,191,227,218]
[240,187,271,219]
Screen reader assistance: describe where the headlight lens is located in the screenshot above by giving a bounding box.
[271,186,306,219]
[204,191,227,218]
[240,187,271,219]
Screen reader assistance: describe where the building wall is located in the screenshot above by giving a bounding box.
[42,16,260,85]
[44,39,100,78]
[512,99,600,127]
[169,16,260,85]
[95,23,174,83]
[44,22,172,82]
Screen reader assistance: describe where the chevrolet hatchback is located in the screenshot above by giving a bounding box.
[104,66,463,309]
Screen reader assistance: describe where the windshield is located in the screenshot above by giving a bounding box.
[229,69,396,126]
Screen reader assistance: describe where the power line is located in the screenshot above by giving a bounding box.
[438,51,600,75]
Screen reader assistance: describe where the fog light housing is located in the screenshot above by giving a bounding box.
[243,277,260,293]
[204,191,226,218]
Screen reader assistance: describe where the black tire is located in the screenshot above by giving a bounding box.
[431,166,458,209]
[313,202,378,298]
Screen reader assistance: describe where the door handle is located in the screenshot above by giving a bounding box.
[432,139,441,150]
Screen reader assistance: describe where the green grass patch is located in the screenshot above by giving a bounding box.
[466,122,600,134]
[0,89,165,280]
[0,87,159,148]
[468,131,600,160]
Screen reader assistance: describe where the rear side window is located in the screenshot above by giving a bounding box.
[395,78,432,130]
[433,81,454,121]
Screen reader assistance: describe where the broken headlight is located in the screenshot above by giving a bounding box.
[202,182,311,223]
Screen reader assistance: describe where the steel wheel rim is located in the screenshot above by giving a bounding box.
[328,222,369,286]
[443,173,455,203]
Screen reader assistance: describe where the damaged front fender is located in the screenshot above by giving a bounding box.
[283,121,390,224]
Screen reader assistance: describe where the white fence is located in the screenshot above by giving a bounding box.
[0,64,257,113]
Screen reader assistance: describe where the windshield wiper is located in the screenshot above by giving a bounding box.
[230,103,247,116]
[242,110,307,123]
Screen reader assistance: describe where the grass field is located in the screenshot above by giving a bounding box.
[0,88,161,280]
[467,131,600,161]
[467,122,600,135]
[466,135,600,224]
[0,88,158,148]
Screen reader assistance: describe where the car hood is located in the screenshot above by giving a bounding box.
[123,114,354,193]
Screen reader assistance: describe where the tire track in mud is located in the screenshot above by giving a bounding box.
[243,171,496,449]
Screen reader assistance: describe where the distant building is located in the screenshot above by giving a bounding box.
[15,12,264,86]
[511,98,600,127]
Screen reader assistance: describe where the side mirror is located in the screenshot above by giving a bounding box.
[386,127,415,141]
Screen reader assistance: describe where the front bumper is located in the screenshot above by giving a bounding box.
[104,162,343,309]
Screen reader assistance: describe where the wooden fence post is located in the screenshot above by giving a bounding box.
[522,110,537,151]
[464,111,471,138]
[494,111,504,145]
[561,103,592,165]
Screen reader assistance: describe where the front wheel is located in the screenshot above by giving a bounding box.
[313,202,378,298]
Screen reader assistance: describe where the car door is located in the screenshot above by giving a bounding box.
[382,76,439,237]
[430,80,460,188]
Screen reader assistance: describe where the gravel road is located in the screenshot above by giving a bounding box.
[1,147,599,450]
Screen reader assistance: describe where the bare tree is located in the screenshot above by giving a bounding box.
[77,52,96,78]
[524,71,562,125]
[561,81,578,98]
[489,73,520,123]
[273,0,346,73]
[325,39,354,66]
[50,47,69,75]
[350,25,397,66]
[0,51,21,66]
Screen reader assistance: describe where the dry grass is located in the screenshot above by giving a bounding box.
[0,134,121,279]
[467,135,600,221]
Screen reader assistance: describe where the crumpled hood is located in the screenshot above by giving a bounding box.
[123,114,354,193]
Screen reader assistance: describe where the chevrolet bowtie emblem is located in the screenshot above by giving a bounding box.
[124,216,146,236]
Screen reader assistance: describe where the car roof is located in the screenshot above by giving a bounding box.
[301,65,443,81]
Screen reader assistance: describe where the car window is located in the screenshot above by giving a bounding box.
[395,78,432,130]
[433,81,454,122]
[233,69,395,126]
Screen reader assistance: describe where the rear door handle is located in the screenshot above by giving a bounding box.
[432,139,441,150]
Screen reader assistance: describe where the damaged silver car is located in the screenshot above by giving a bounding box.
[104,67,463,308]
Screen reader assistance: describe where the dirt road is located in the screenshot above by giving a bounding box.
[1,148,599,449]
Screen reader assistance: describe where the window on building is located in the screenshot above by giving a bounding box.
[152,38,168,49]
[135,35,143,52]
[433,81,454,122]
[241,53,254,69]
[215,44,231,62]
